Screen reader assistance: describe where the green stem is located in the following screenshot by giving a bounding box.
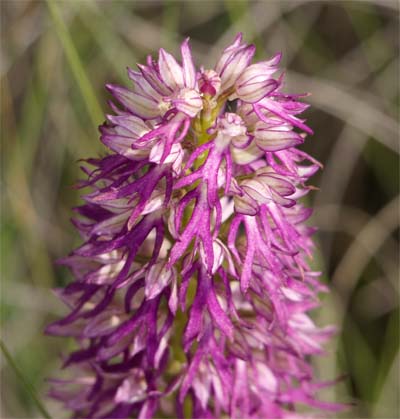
[193,96,222,170]
[0,339,52,419]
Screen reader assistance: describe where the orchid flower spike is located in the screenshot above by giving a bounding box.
[47,33,342,419]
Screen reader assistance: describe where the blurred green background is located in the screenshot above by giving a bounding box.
[1,1,399,418]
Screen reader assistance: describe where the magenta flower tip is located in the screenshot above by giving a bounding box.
[48,34,342,419]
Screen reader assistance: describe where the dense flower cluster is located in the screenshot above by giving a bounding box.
[47,34,340,418]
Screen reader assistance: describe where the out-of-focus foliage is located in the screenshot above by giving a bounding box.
[1,1,398,418]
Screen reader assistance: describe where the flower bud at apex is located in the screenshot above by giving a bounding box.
[48,33,342,419]
[198,69,221,96]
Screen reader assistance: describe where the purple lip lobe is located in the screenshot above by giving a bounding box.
[47,34,342,419]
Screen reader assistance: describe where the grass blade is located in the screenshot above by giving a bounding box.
[0,339,52,419]
[46,0,103,131]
